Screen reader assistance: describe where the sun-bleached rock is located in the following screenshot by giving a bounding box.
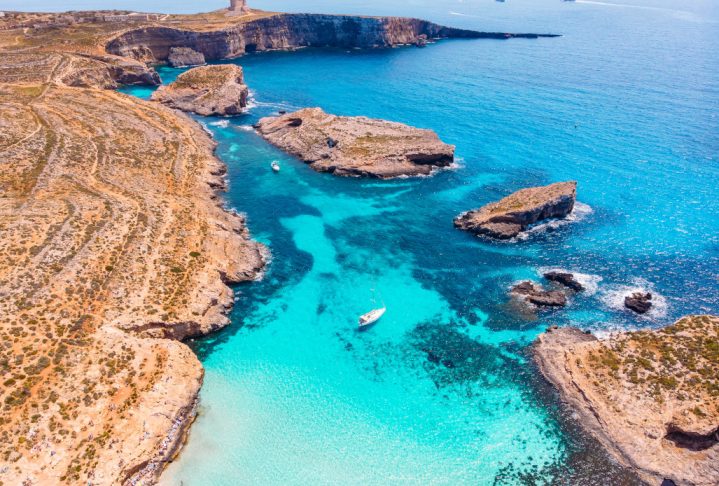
[152,64,248,116]
[454,181,577,240]
[255,107,455,178]
[534,316,719,486]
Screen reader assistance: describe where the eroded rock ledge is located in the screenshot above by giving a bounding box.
[256,107,455,178]
[454,181,577,239]
[152,64,249,116]
[534,316,719,486]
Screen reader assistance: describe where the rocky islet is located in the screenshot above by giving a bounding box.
[454,181,577,240]
[167,46,206,67]
[510,281,568,307]
[255,107,456,178]
[151,64,249,116]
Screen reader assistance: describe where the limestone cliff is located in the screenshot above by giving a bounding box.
[106,13,558,62]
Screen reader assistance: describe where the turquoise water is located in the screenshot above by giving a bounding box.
[118,0,719,484]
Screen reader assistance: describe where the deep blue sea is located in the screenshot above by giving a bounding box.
[115,0,719,484]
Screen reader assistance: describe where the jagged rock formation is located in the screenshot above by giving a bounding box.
[534,316,719,486]
[167,46,206,67]
[625,292,653,314]
[152,64,248,116]
[454,181,577,239]
[255,107,455,178]
[543,271,584,292]
[106,13,559,63]
[0,52,160,90]
[511,281,567,307]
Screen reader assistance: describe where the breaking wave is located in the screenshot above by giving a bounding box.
[208,119,230,128]
[513,201,593,241]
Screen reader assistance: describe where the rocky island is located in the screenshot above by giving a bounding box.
[152,64,249,116]
[256,108,456,178]
[454,181,577,239]
[534,316,719,486]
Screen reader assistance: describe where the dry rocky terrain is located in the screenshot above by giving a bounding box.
[151,64,248,116]
[256,107,456,178]
[535,316,719,486]
[454,181,577,239]
[0,36,264,486]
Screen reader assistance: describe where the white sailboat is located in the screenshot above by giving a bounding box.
[358,307,386,329]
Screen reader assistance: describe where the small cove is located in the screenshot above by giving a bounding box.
[120,0,719,483]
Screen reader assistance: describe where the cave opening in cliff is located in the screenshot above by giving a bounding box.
[665,426,719,451]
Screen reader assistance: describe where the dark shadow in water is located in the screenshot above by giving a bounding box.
[409,322,515,388]
[502,348,647,486]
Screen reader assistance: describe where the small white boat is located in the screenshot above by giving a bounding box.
[271,161,280,172]
[358,307,386,329]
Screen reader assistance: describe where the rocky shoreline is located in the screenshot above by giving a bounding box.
[534,316,719,486]
[105,13,559,63]
[0,45,265,484]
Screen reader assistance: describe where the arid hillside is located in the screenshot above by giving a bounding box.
[0,52,264,484]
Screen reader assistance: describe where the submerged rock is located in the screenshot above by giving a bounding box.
[511,281,567,307]
[534,315,719,485]
[624,292,652,314]
[454,181,577,240]
[255,107,455,178]
[167,47,206,67]
[543,271,584,292]
[151,64,248,116]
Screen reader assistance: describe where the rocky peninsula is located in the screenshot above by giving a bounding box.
[106,13,559,63]
[534,316,719,486]
[454,181,577,239]
[256,108,456,178]
[152,64,249,116]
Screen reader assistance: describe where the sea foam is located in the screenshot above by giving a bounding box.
[599,277,668,320]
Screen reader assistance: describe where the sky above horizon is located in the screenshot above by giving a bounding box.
[5,0,715,15]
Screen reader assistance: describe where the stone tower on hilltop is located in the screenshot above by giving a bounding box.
[229,0,250,13]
